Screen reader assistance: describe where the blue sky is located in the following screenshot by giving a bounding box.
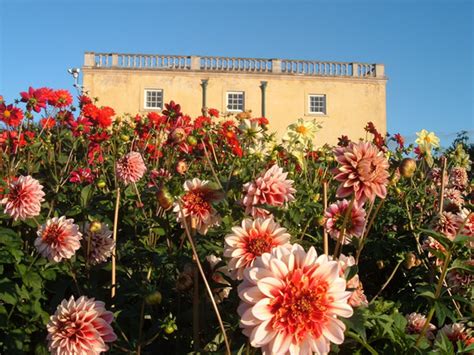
[0,0,472,145]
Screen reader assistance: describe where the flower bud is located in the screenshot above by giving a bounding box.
[145,291,162,305]
[186,135,198,146]
[376,260,385,269]
[89,221,102,233]
[157,188,173,211]
[171,128,186,143]
[120,134,130,142]
[97,179,106,189]
[400,158,416,178]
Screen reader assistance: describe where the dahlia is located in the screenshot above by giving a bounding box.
[422,236,446,266]
[116,151,147,185]
[242,165,296,217]
[82,222,115,265]
[1,175,45,220]
[324,199,366,245]
[238,244,353,354]
[0,104,24,127]
[47,296,117,354]
[415,129,440,153]
[48,89,73,108]
[283,118,319,147]
[336,254,368,308]
[206,254,232,303]
[224,218,292,280]
[405,313,436,339]
[432,211,463,240]
[173,178,223,235]
[449,166,468,190]
[239,119,264,141]
[35,217,82,262]
[333,141,389,203]
[443,188,464,209]
[447,267,473,294]
[428,167,448,187]
[439,323,474,346]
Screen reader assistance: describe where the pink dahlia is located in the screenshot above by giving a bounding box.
[333,142,389,203]
[173,178,223,235]
[336,254,368,308]
[443,188,464,209]
[324,200,366,245]
[433,211,463,240]
[1,175,45,220]
[242,164,296,217]
[116,151,147,185]
[206,254,232,303]
[439,323,474,346]
[422,236,446,266]
[449,167,468,190]
[237,244,353,354]
[35,217,82,262]
[224,218,292,280]
[428,167,448,187]
[83,222,115,265]
[47,295,117,354]
[405,313,436,339]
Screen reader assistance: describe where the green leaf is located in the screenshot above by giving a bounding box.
[0,278,18,305]
[80,184,93,208]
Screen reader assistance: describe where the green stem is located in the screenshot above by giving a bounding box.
[347,331,378,355]
[333,196,355,258]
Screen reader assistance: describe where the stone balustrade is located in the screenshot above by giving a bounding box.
[84,52,385,78]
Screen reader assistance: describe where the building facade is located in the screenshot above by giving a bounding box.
[82,52,387,145]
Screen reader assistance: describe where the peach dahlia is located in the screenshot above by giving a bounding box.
[333,141,389,203]
[224,218,291,280]
[237,244,353,354]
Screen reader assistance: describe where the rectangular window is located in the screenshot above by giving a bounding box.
[308,94,326,114]
[144,89,163,110]
[227,91,245,112]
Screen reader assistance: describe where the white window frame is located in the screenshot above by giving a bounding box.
[226,91,245,112]
[308,94,327,115]
[144,89,164,110]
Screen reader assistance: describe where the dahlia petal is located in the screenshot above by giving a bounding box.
[257,277,284,297]
[250,319,274,346]
[322,317,345,344]
[251,298,273,321]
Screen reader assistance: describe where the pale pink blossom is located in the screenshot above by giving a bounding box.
[449,167,468,190]
[1,175,45,220]
[406,313,436,339]
[422,236,446,266]
[336,254,368,308]
[116,151,146,185]
[242,165,296,217]
[237,244,353,354]
[439,323,474,346]
[333,142,389,203]
[35,217,82,262]
[47,295,117,354]
[433,211,463,240]
[206,254,232,303]
[82,222,115,265]
[443,188,464,209]
[324,200,366,245]
[173,178,223,235]
[224,218,291,280]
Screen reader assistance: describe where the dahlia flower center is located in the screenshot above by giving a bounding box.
[4,110,11,118]
[42,224,67,245]
[269,271,331,340]
[296,125,308,135]
[9,185,28,206]
[183,191,211,215]
[357,158,378,181]
[245,230,274,256]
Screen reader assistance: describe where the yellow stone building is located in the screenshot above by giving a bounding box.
[82,52,387,145]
